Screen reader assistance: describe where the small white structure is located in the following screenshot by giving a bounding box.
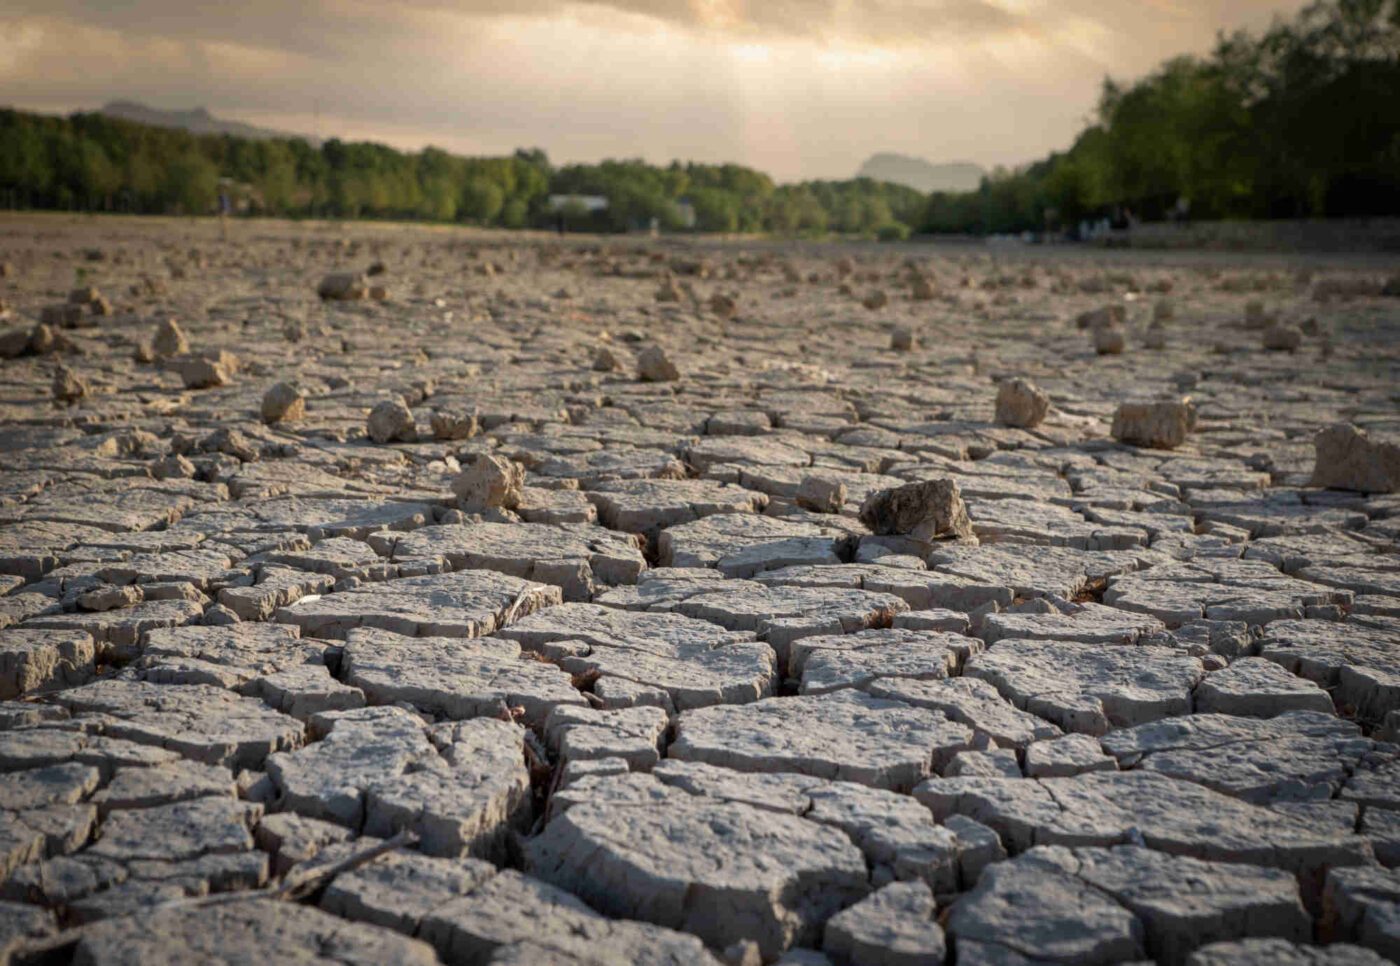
[547,194,609,213]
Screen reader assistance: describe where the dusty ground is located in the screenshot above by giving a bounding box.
[1,213,1399,965]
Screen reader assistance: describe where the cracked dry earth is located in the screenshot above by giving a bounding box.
[2,217,1400,966]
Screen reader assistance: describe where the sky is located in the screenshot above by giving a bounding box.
[0,0,1312,182]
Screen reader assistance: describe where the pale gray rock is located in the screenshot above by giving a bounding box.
[497,603,776,711]
[525,773,869,958]
[1323,865,1400,961]
[671,583,908,664]
[91,759,236,815]
[947,848,1145,964]
[420,866,720,965]
[659,512,847,576]
[789,627,978,679]
[72,897,437,964]
[869,676,1062,749]
[915,769,1372,886]
[371,522,643,601]
[50,680,303,768]
[544,704,669,771]
[0,629,95,699]
[89,796,261,862]
[1311,423,1400,494]
[266,706,530,859]
[823,881,945,966]
[1025,734,1117,778]
[275,570,561,640]
[1100,710,1374,804]
[343,627,585,729]
[670,689,973,791]
[1258,618,1400,723]
[1195,657,1335,716]
[966,640,1204,735]
[321,850,496,935]
[588,478,767,534]
[1186,938,1388,966]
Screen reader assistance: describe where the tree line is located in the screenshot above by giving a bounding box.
[0,0,1393,237]
[0,108,921,238]
[925,0,1400,235]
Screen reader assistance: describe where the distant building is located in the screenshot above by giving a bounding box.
[547,194,609,213]
[675,200,697,230]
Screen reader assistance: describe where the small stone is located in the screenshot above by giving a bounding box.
[593,346,622,372]
[796,476,847,514]
[859,479,974,543]
[637,345,679,382]
[890,327,914,351]
[318,273,369,300]
[863,290,889,310]
[823,880,945,966]
[994,377,1049,429]
[168,352,236,389]
[52,364,88,402]
[430,410,478,440]
[1111,397,1196,449]
[1024,734,1117,778]
[709,293,738,318]
[366,399,414,444]
[76,585,144,612]
[452,454,525,511]
[152,454,197,480]
[1094,326,1126,355]
[260,382,305,424]
[153,318,189,358]
[1310,423,1400,494]
[1194,658,1335,717]
[1263,324,1303,351]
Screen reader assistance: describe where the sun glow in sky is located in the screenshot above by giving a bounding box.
[0,0,1311,181]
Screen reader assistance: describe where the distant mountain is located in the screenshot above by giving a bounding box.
[857,153,984,193]
[99,100,318,145]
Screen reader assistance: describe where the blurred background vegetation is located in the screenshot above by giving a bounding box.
[0,0,1395,237]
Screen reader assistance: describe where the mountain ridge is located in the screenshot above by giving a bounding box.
[857,153,984,193]
[99,100,319,146]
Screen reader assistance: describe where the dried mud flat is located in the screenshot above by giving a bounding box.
[1,214,1399,965]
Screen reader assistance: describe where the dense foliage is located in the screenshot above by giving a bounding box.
[923,0,1400,234]
[0,109,919,237]
[0,0,1393,235]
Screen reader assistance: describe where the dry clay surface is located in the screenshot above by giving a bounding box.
[1,214,1399,965]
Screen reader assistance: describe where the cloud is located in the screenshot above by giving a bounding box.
[0,0,1311,181]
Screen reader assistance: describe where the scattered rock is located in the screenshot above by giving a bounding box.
[318,272,369,300]
[995,377,1050,429]
[366,398,415,443]
[452,454,525,511]
[637,345,679,382]
[859,479,974,543]
[1111,397,1196,449]
[260,382,305,424]
[1310,423,1400,493]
